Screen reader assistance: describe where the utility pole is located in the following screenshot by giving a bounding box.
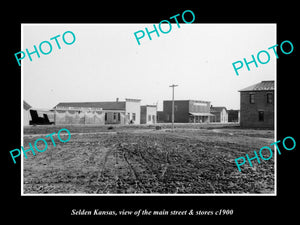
[169,84,178,131]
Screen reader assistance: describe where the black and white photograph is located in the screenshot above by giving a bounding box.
[21,23,276,195]
[4,5,298,223]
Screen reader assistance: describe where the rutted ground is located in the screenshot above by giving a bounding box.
[23,126,274,194]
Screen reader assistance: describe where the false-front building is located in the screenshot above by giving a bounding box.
[140,105,157,124]
[162,100,213,123]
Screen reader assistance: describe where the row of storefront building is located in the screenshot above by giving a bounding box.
[23,80,274,128]
[23,99,239,126]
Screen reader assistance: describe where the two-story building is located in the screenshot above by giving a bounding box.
[239,80,274,128]
[162,100,213,123]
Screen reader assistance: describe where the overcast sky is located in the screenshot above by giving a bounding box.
[22,23,276,110]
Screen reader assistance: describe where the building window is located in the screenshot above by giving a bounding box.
[132,113,136,121]
[249,94,255,104]
[267,93,273,104]
[118,113,121,121]
[113,113,117,120]
[148,115,151,121]
[258,111,264,121]
[105,113,107,121]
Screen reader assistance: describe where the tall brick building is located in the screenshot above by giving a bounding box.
[239,80,274,128]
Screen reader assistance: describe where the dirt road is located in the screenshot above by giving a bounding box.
[23,127,274,194]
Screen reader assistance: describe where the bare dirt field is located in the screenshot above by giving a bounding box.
[23,124,275,194]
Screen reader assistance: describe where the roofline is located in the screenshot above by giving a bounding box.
[141,105,157,107]
[210,106,228,112]
[55,101,126,105]
[163,100,211,103]
[238,80,275,92]
[54,101,127,110]
[29,108,54,111]
[238,89,275,92]
[55,107,124,111]
[54,109,127,112]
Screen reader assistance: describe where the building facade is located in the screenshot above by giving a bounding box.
[125,99,141,124]
[54,98,141,125]
[162,100,213,123]
[140,105,157,124]
[210,106,228,123]
[239,80,274,128]
[54,108,105,125]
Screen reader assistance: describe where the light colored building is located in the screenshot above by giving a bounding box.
[54,98,141,125]
[54,108,105,125]
[210,106,228,123]
[23,101,32,126]
[140,105,157,124]
[125,98,141,124]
